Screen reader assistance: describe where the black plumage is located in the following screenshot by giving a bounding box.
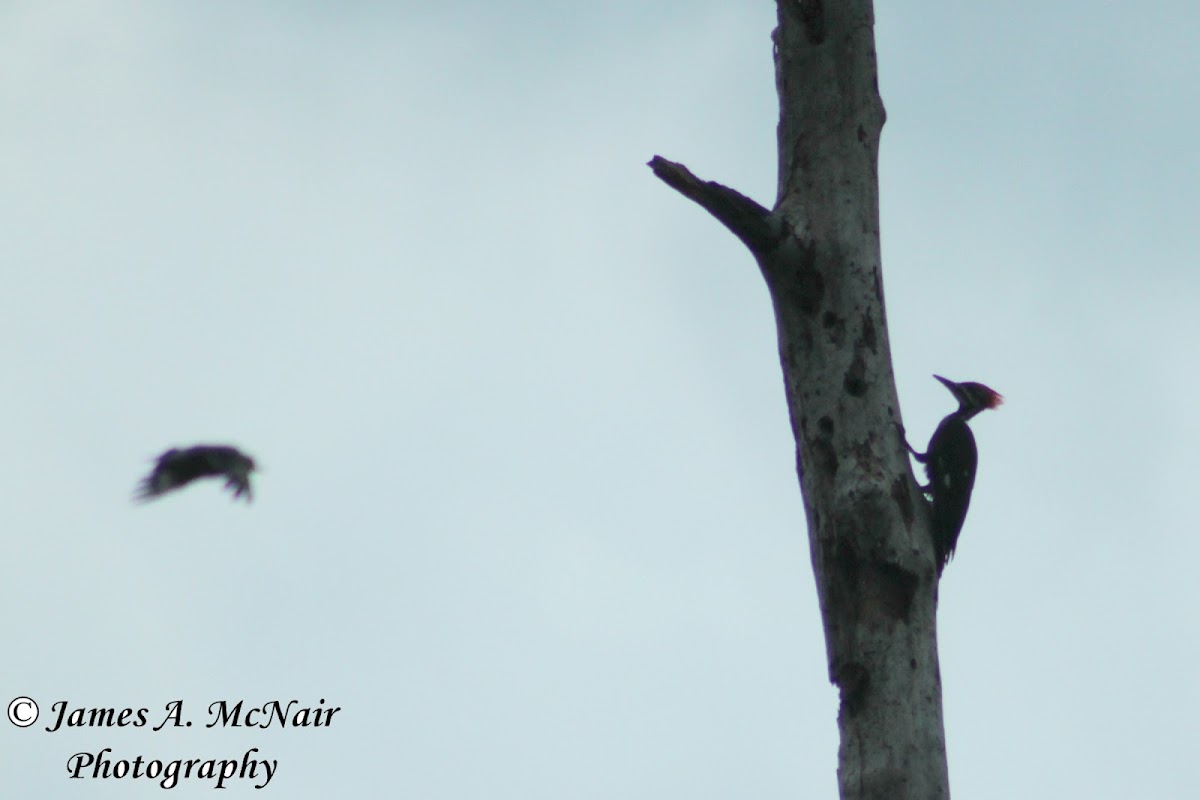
[134,445,257,503]
[907,376,1002,573]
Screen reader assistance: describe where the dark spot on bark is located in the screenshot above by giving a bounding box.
[910,659,917,670]
[891,475,914,530]
[866,562,917,623]
[843,355,868,397]
[812,438,838,477]
[818,415,834,436]
[780,238,823,317]
[834,661,868,716]
[827,519,864,616]
[795,265,824,317]
[850,438,883,481]
[860,314,877,353]
[798,0,825,44]
[857,124,867,143]
[822,311,845,346]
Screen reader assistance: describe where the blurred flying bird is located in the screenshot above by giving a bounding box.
[134,445,257,503]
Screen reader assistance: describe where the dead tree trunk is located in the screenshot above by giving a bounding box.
[650,2,949,798]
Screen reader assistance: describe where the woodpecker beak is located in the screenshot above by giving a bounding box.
[932,375,967,409]
[931,376,960,398]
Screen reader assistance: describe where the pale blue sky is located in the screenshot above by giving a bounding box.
[2,2,1197,797]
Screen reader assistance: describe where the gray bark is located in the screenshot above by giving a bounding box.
[650,2,950,798]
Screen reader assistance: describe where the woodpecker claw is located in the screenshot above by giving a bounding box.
[896,421,927,461]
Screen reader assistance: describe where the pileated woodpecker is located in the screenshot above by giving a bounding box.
[906,375,1003,573]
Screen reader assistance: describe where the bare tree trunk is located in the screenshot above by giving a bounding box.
[650,2,950,798]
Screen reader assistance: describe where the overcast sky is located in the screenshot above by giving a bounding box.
[2,2,1198,797]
